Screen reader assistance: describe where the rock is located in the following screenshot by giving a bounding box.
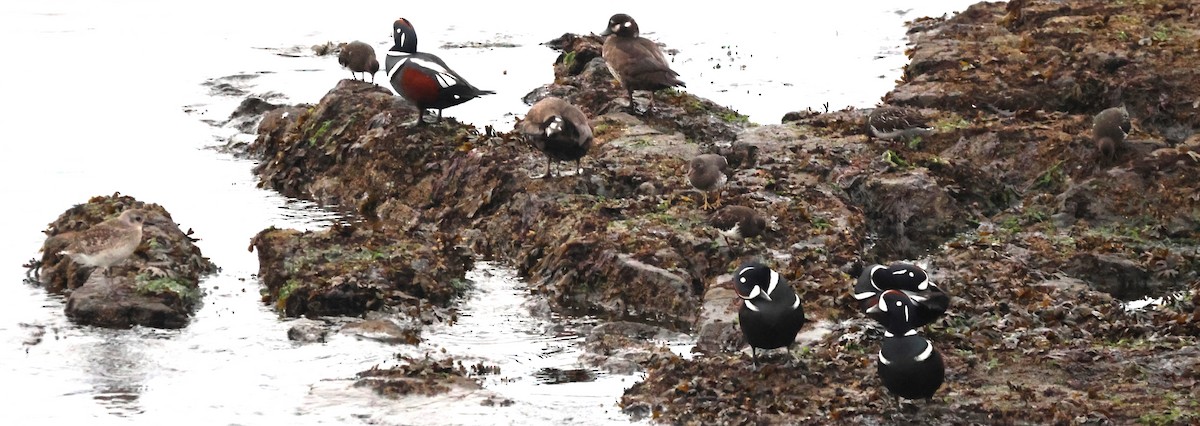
[340,318,421,344]
[287,319,329,343]
[850,168,969,259]
[37,194,216,329]
[250,222,471,319]
[582,321,684,374]
[1064,253,1152,300]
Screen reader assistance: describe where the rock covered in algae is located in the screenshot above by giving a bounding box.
[34,193,216,329]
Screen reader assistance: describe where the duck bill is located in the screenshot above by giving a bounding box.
[600,28,613,36]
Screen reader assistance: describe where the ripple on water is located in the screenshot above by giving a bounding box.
[301,262,694,425]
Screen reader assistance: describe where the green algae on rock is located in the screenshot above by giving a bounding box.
[250,222,472,318]
[34,193,217,329]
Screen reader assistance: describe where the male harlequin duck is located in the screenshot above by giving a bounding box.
[709,205,766,242]
[853,262,948,328]
[876,290,945,402]
[688,153,728,210]
[1093,106,1131,162]
[338,41,380,83]
[385,18,495,126]
[600,13,685,113]
[733,262,807,367]
[519,97,594,178]
[867,106,934,142]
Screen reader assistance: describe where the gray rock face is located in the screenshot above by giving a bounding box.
[65,276,188,329]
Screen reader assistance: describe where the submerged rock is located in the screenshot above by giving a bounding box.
[34,194,216,329]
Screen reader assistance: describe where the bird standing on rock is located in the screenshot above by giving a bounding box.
[1093,106,1131,162]
[600,13,685,113]
[733,262,807,368]
[867,106,934,142]
[58,209,148,279]
[688,153,728,210]
[853,262,948,328]
[709,205,766,242]
[876,290,945,403]
[338,41,380,83]
[519,97,594,178]
[385,18,495,126]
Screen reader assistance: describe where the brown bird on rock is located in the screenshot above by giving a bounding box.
[688,153,728,210]
[867,106,934,142]
[1093,106,1131,162]
[519,97,594,178]
[338,41,380,83]
[600,13,685,113]
[709,205,767,242]
[58,209,148,278]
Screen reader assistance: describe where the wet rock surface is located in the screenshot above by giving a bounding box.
[32,194,217,329]
[239,0,1199,419]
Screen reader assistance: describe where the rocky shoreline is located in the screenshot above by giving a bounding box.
[32,194,217,329]
[239,0,1197,423]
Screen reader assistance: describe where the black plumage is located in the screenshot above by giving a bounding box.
[876,290,945,401]
[733,262,807,367]
[853,262,948,329]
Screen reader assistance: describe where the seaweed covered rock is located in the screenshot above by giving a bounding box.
[34,193,216,329]
[250,222,472,318]
[355,355,481,398]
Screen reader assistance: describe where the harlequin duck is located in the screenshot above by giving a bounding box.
[867,106,933,142]
[876,290,945,402]
[709,205,766,241]
[688,153,728,210]
[519,97,594,178]
[733,262,807,367]
[600,13,685,112]
[338,41,380,83]
[385,18,495,126]
[1093,106,1131,162]
[853,262,948,328]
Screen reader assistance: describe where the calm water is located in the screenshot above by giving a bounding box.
[0,1,978,424]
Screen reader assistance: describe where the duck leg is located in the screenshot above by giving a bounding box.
[542,157,554,179]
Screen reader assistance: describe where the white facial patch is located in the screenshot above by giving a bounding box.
[766,270,779,299]
[624,21,632,27]
[746,286,762,300]
[915,341,934,362]
[878,351,892,365]
[868,265,886,291]
[744,300,760,312]
[737,266,754,277]
[853,291,877,301]
[545,117,563,137]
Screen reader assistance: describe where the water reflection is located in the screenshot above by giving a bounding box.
[81,330,163,417]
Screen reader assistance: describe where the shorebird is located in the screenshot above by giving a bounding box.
[867,106,934,142]
[338,41,380,83]
[688,153,728,210]
[58,209,147,278]
[1093,106,1131,162]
